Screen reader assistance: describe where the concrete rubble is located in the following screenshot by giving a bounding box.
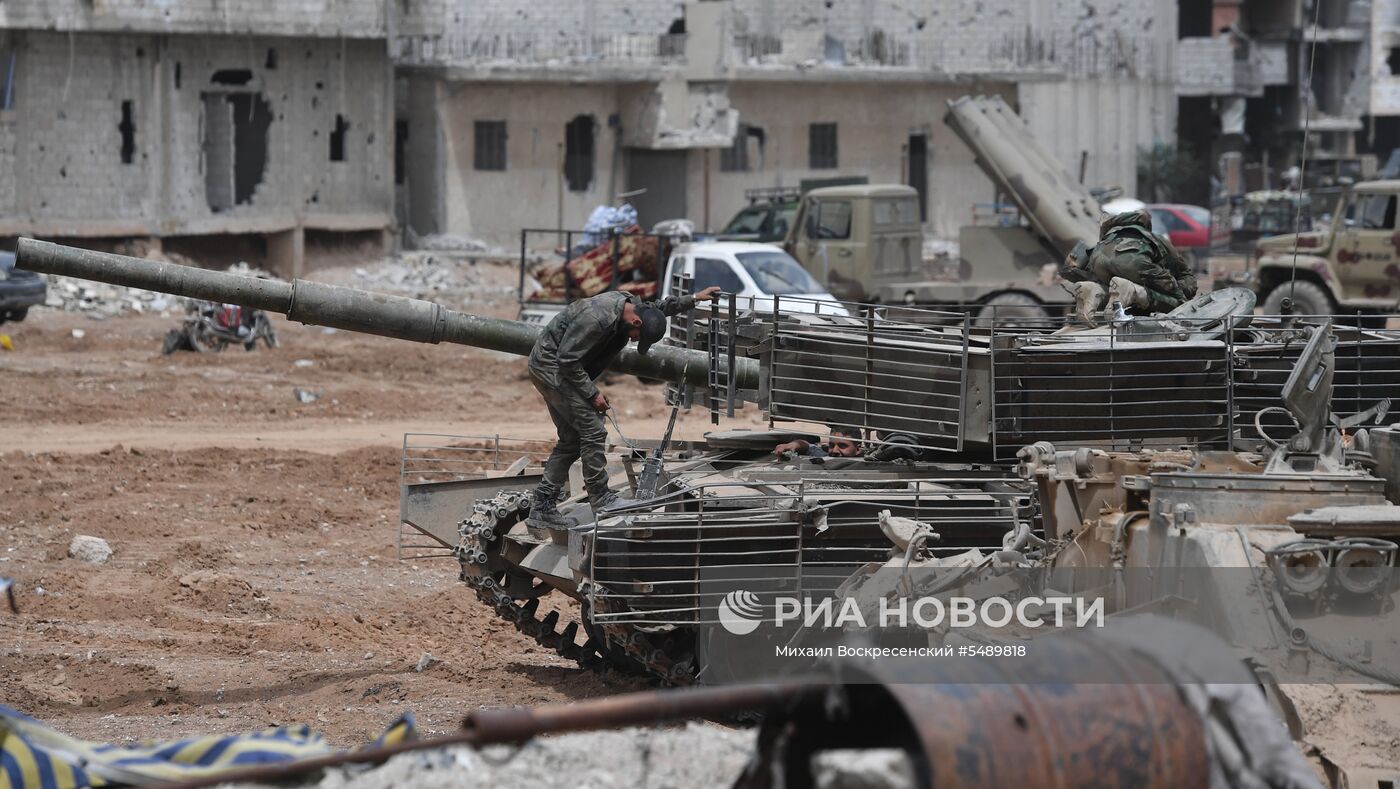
[67,535,113,565]
[331,251,517,310]
[221,722,755,789]
[43,249,273,319]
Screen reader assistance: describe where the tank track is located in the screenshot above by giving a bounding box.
[455,491,696,684]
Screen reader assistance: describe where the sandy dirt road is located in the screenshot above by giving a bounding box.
[0,294,769,746]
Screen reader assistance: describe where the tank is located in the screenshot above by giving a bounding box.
[20,239,1400,779]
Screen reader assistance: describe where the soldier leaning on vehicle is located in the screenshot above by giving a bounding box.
[1061,209,1198,325]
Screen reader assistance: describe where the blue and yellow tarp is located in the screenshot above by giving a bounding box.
[0,706,415,788]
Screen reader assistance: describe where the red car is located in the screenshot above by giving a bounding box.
[1147,204,1211,250]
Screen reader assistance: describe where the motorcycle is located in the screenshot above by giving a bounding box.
[162,300,278,354]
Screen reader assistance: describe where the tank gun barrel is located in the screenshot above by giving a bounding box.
[16,238,754,390]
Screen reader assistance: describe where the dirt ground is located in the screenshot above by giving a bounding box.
[0,264,768,747]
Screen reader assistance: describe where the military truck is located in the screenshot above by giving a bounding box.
[781,96,1104,322]
[1252,179,1400,315]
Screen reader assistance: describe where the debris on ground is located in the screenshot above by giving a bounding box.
[294,359,316,368]
[67,535,113,565]
[312,252,517,311]
[293,388,320,404]
[0,334,11,351]
[268,723,753,789]
[414,653,438,673]
[413,234,492,253]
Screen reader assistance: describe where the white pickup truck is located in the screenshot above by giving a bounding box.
[660,241,848,316]
[519,241,847,325]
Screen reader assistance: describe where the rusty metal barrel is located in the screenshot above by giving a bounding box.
[748,621,1222,788]
[16,238,756,390]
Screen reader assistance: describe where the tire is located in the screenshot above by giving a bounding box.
[187,325,213,353]
[9,308,27,323]
[974,292,1051,328]
[1261,280,1334,316]
[161,329,187,355]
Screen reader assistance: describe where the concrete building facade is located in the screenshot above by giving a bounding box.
[0,0,395,275]
[396,0,1179,247]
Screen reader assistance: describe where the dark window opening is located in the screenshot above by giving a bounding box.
[668,18,686,35]
[394,119,409,185]
[564,115,596,192]
[203,92,272,212]
[211,69,254,86]
[1389,48,1400,76]
[474,120,507,171]
[119,100,136,164]
[907,132,928,221]
[809,122,838,169]
[174,62,182,90]
[329,114,349,162]
[1178,0,1212,38]
[721,124,766,172]
[265,48,278,70]
[1,45,16,111]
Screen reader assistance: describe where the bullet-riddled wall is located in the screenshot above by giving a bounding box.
[0,30,393,239]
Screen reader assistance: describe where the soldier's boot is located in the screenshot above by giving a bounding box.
[527,494,572,529]
[1071,281,1106,326]
[1108,277,1150,310]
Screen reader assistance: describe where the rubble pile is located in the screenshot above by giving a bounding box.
[256,723,755,789]
[332,252,517,310]
[43,251,276,319]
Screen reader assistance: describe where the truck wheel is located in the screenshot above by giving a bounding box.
[1262,280,1334,316]
[975,293,1050,328]
[9,308,27,322]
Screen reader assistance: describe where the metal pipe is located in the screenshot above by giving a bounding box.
[16,238,757,390]
[158,680,815,789]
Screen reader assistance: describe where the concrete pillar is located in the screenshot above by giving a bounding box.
[266,226,305,279]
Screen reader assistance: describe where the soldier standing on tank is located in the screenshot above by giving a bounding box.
[1062,209,1197,324]
[527,286,722,528]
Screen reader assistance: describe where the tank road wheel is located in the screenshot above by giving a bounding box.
[1262,280,1334,316]
[589,585,697,686]
[457,492,608,672]
[974,292,1051,328]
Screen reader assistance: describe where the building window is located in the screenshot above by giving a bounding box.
[564,115,595,192]
[721,123,767,173]
[809,122,837,170]
[395,119,409,185]
[329,114,349,162]
[474,120,507,171]
[119,100,136,164]
[0,38,15,110]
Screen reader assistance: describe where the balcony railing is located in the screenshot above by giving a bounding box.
[396,32,687,67]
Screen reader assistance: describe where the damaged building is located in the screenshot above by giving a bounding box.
[1176,0,1400,200]
[395,0,1179,246]
[0,1,395,276]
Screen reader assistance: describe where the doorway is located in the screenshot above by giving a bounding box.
[203,91,272,212]
[626,149,688,229]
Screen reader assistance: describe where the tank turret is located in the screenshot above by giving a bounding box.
[15,238,757,390]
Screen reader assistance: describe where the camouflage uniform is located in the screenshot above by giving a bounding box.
[1079,210,1197,313]
[528,291,697,506]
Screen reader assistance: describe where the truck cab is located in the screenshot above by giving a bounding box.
[1253,180,1400,315]
[782,184,922,303]
[661,241,848,316]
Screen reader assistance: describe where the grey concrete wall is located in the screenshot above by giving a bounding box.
[434,81,625,242]
[0,31,392,237]
[0,0,388,38]
[421,79,1010,245]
